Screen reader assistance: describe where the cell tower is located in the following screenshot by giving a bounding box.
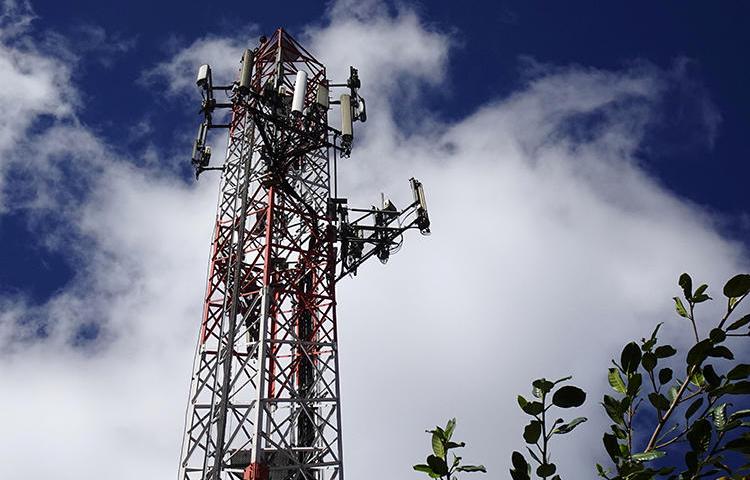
[178,29,430,480]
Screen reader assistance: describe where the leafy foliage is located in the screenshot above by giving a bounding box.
[595,273,750,480]
[510,377,588,479]
[413,418,486,480]
[420,273,749,480]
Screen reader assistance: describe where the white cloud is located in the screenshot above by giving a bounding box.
[142,29,258,97]
[0,2,747,480]
[0,0,35,40]
[304,1,450,95]
[0,19,75,206]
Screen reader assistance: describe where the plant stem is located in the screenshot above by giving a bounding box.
[647,291,747,453]
[541,392,549,478]
[627,402,633,458]
[644,366,696,452]
[689,302,699,343]
[680,389,703,403]
[654,429,687,450]
[692,430,726,480]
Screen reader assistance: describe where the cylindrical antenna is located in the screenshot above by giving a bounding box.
[292,70,308,115]
[340,94,353,138]
[316,84,329,109]
[239,49,254,93]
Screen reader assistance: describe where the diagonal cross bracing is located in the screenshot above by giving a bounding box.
[179,29,344,480]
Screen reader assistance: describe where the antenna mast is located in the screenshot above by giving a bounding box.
[179,29,430,480]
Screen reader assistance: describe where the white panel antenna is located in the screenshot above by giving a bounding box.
[292,70,308,114]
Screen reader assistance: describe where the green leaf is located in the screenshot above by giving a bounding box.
[532,379,554,398]
[687,419,711,452]
[642,352,657,372]
[712,403,728,430]
[642,323,663,351]
[703,364,722,389]
[523,421,542,444]
[602,395,625,425]
[456,465,486,473]
[658,367,673,385]
[427,455,449,476]
[596,463,608,478]
[627,372,642,397]
[693,293,711,303]
[654,345,677,358]
[709,346,734,360]
[668,385,679,402]
[690,369,706,387]
[724,434,750,454]
[648,393,671,411]
[445,418,456,440]
[621,342,642,374]
[510,470,530,480]
[608,368,627,394]
[536,463,556,478]
[413,464,434,474]
[687,339,712,366]
[511,451,527,472]
[709,328,726,344]
[723,274,750,298]
[685,397,704,419]
[430,426,446,441]
[631,450,666,462]
[617,439,630,459]
[727,381,750,395]
[673,297,689,318]
[727,314,750,331]
[432,432,445,458]
[603,433,621,462]
[611,424,627,439]
[694,283,708,297]
[620,394,631,412]
[517,395,528,409]
[657,466,676,476]
[553,416,587,434]
[679,273,693,299]
[552,385,586,408]
[729,409,750,421]
[728,364,750,380]
[521,401,544,416]
[445,441,465,450]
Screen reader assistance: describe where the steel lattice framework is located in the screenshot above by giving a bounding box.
[179,29,430,480]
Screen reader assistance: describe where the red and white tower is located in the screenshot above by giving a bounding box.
[179,29,430,480]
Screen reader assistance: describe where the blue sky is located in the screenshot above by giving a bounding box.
[0,1,748,479]
[5,1,750,302]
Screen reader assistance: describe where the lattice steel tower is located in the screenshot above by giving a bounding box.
[179,29,430,480]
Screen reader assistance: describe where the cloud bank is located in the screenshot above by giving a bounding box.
[0,1,746,480]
